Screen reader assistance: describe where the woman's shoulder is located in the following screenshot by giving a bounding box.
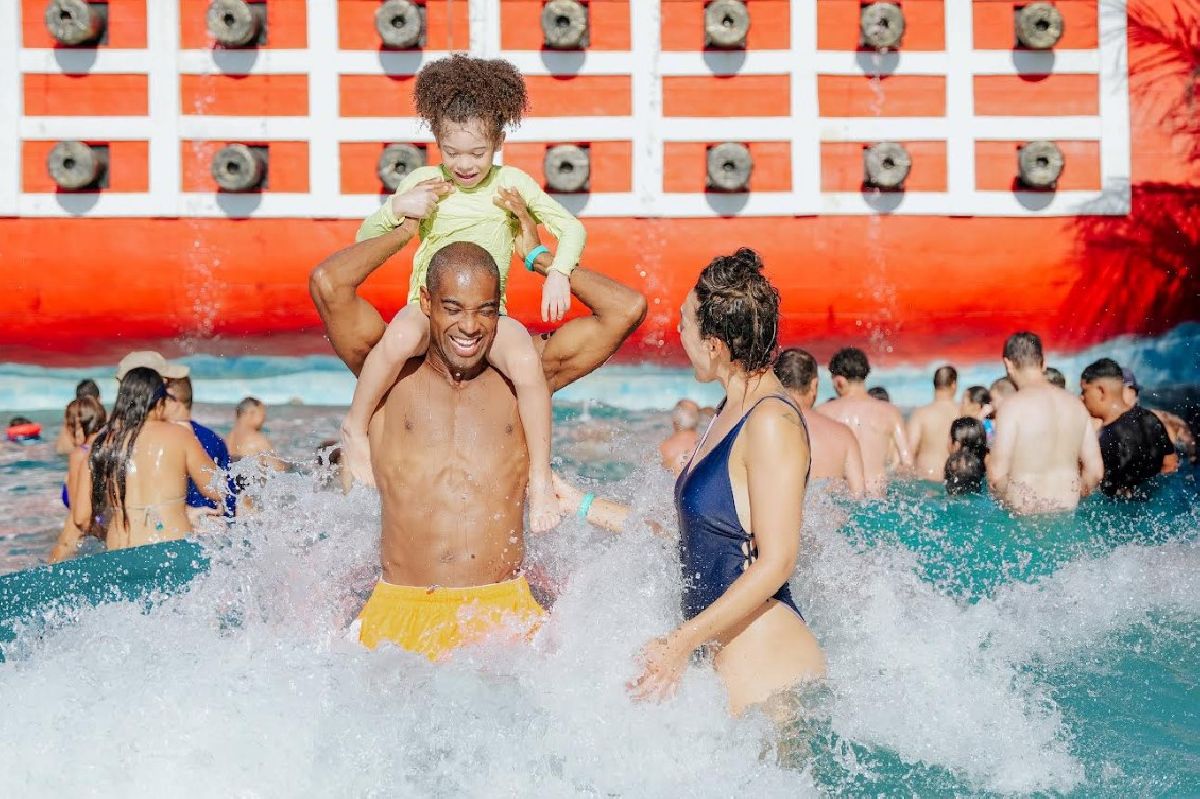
[743,395,806,446]
[144,420,191,442]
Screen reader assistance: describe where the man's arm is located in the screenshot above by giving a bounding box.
[309,220,419,376]
[891,409,914,469]
[905,410,924,462]
[495,188,646,393]
[988,405,1016,496]
[1079,415,1104,495]
[843,431,867,499]
[534,257,647,393]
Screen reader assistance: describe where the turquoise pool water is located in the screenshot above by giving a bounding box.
[0,358,1197,796]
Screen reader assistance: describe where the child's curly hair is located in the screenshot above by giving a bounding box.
[414,55,528,143]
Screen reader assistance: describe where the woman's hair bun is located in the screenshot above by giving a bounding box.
[705,248,764,288]
[693,247,780,374]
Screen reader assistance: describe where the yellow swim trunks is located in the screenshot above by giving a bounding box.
[355,576,545,660]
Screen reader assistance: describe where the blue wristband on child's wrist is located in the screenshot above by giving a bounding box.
[525,245,550,272]
[577,492,596,521]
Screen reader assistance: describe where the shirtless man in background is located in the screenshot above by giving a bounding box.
[988,332,1103,513]
[228,397,287,472]
[907,365,961,481]
[659,399,700,475]
[817,347,911,495]
[774,348,865,497]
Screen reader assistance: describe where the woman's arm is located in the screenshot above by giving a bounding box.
[631,401,809,701]
[552,474,631,534]
[47,517,85,564]
[71,455,94,530]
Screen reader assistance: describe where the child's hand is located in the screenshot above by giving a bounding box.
[339,424,376,489]
[390,178,453,220]
[493,187,540,260]
[542,270,571,323]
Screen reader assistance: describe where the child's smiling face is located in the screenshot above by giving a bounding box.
[437,118,499,189]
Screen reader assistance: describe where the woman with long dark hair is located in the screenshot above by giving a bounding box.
[71,367,223,552]
[47,395,107,562]
[555,248,826,715]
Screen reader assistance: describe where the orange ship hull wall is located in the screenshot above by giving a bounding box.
[2,205,1194,364]
[4,0,1200,364]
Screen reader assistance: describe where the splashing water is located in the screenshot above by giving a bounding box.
[1,403,1197,796]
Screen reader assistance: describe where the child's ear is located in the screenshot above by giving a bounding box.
[494,133,506,149]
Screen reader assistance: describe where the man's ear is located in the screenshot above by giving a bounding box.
[832,375,848,394]
[419,286,432,317]
[1002,357,1014,377]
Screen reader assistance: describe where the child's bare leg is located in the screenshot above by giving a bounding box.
[489,317,561,532]
[340,304,430,487]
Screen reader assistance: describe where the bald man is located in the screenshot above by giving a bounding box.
[660,399,700,475]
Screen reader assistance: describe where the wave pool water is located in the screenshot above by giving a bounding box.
[0,397,1197,797]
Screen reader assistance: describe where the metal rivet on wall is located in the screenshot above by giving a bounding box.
[207,0,265,48]
[860,2,905,50]
[704,0,750,49]
[1017,140,1064,188]
[212,144,268,192]
[377,144,427,192]
[544,144,591,192]
[376,0,425,49]
[44,0,106,47]
[47,141,107,190]
[541,0,589,50]
[1015,2,1064,50]
[706,142,753,191]
[863,142,912,189]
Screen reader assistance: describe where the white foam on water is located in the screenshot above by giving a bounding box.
[1,446,1196,796]
[794,492,1200,795]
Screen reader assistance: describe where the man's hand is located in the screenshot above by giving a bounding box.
[542,271,571,322]
[494,186,541,261]
[390,178,453,220]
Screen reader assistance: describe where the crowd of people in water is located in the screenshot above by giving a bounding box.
[7,53,1197,720]
[658,341,1195,508]
[18,350,288,563]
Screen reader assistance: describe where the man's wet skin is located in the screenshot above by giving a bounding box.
[660,399,700,475]
[908,367,961,481]
[311,220,645,590]
[988,338,1103,514]
[819,384,911,495]
[782,387,865,498]
[371,256,530,586]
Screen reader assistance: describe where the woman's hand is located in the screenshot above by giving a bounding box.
[390,178,453,220]
[551,472,584,517]
[494,187,542,261]
[628,632,693,704]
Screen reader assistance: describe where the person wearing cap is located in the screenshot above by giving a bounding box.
[1080,358,1176,498]
[1122,367,1196,466]
[116,352,235,520]
[116,351,191,382]
[162,375,237,520]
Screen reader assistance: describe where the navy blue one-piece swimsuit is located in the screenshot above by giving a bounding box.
[673,394,810,621]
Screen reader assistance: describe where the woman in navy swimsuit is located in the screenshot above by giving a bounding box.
[555,248,826,715]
